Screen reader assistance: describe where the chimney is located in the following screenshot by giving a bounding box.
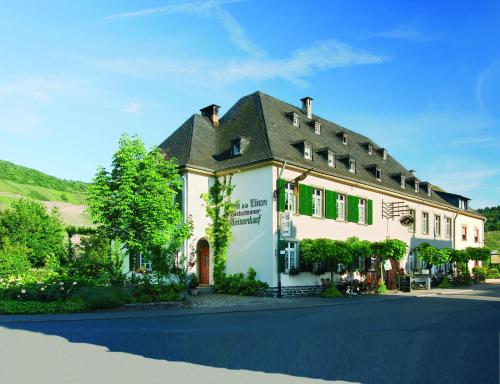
[200,104,220,127]
[300,96,313,119]
[409,170,416,176]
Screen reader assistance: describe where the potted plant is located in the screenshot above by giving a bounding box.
[188,273,199,295]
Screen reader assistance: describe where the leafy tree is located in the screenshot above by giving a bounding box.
[416,243,451,269]
[346,237,372,271]
[0,199,66,268]
[465,247,491,262]
[300,239,352,280]
[86,134,189,269]
[202,176,239,288]
[372,239,408,285]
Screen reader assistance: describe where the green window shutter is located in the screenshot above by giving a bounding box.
[324,190,337,219]
[278,178,286,212]
[306,185,313,216]
[367,199,373,225]
[299,184,312,215]
[347,195,359,223]
[278,240,287,272]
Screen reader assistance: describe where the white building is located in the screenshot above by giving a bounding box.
[159,92,485,295]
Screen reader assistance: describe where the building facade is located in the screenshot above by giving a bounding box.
[159,92,485,294]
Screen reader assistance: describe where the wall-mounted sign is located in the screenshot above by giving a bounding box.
[383,260,392,270]
[230,198,267,226]
[399,215,414,227]
[281,211,292,237]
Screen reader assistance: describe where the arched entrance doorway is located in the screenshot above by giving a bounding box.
[197,239,210,285]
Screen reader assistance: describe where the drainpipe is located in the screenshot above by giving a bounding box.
[276,161,287,298]
[452,208,460,275]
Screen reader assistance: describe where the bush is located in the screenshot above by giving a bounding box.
[377,281,388,294]
[216,267,268,296]
[75,286,132,310]
[487,268,500,279]
[0,199,66,268]
[127,275,181,303]
[0,299,86,314]
[437,278,452,288]
[321,285,343,298]
[68,233,124,286]
[0,241,31,279]
[472,266,487,282]
[188,273,199,289]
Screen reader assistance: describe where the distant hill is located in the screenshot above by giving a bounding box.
[0,160,87,193]
[476,206,500,232]
[0,160,90,226]
[485,231,500,251]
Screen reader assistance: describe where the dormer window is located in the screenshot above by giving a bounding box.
[292,112,300,127]
[375,168,382,181]
[327,152,335,167]
[368,145,373,155]
[314,121,321,135]
[304,143,312,160]
[400,176,406,189]
[415,181,420,193]
[342,133,348,145]
[349,159,356,173]
[231,141,241,156]
[427,184,432,196]
[382,149,388,160]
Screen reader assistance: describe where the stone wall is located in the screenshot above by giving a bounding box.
[260,285,323,297]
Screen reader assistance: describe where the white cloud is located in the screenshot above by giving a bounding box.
[0,107,44,137]
[100,0,264,57]
[369,25,436,42]
[124,101,142,114]
[76,40,386,87]
[475,62,500,110]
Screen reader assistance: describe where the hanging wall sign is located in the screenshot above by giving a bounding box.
[281,211,292,237]
[383,260,392,270]
[399,215,414,227]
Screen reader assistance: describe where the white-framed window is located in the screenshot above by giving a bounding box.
[293,113,299,127]
[314,121,321,134]
[445,217,452,238]
[422,212,429,234]
[415,181,420,193]
[434,215,441,236]
[401,176,406,189]
[368,145,373,155]
[304,144,312,160]
[349,159,356,173]
[409,209,416,233]
[474,228,479,243]
[312,188,323,217]
[139,253,152,271]
[427,184,432,196]
[284,241,298,271]
[459,198,468,210]
[342,133,347,145]
[461,225,467,241]
[382,149,388,160]
[336,194,346,221]
[285,182,296,212]
[375,168,382,181]
[327,152,335,167]
[231,141,240,156]
[358,198,367,224]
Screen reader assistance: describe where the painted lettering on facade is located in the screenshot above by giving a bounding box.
[230,198,267,226]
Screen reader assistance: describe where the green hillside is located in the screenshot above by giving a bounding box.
[0,160,90,226]
[0,160,87,193]
[476,205,500,232]
[485,231,500,251]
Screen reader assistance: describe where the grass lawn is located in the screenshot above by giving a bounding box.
[0,179,85,205]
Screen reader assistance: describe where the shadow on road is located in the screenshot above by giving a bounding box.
[1,293,499,384]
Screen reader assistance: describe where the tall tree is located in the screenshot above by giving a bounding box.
[372,239,408,285]
[86,134,189,269]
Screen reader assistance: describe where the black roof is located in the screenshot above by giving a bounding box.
[160,91,466,208]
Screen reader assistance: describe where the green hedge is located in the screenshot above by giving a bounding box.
[0,299,86,314]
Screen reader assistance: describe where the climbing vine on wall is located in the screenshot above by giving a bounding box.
[201,175,239,288]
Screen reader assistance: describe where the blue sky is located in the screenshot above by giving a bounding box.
[0,0,499,207]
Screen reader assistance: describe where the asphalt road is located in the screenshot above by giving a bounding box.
[1,287,500,384]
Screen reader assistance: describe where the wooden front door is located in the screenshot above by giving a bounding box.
[198,241,210,285]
